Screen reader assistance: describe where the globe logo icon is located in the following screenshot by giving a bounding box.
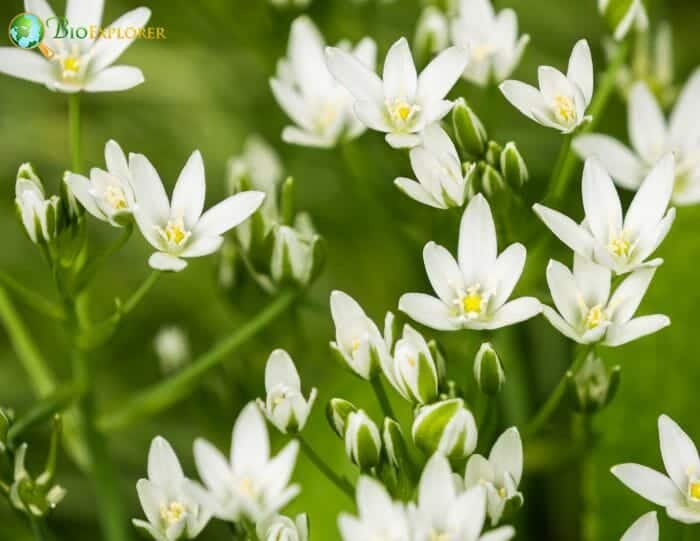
[8,13,44,50]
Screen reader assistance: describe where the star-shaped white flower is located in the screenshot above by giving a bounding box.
[543,254,670,346]
[620,512,658,541]
[270,16,376,148]
[574,74,700,205]
[450,0,529,87]
[129,151,265,272]
[193,403,300,523]
[612,415,700,524]
[133,437,211,541]
[326,37,469,148]
[534,156,676,275]
[0,0,151,93]
[500,40,593,133]
[399,194,541,331]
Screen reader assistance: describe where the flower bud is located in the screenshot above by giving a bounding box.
[480,164,506,198]
[485,141,502,167]
[474,342,506,396]
[452,98,488,158]
[258,513,309,541]
[0,408,10,453]
[599,0,648,41]
[154,326,190,375]
[60,171,83,223]
[413,6,449,68]
[566,353,621,413]
[412,398,478,460]
[15,163,62,245]
[386,324,439,404]
[382,418,410,470]
[270,218,324,288]
[427,339,447,383]
[326,398,358,438]
[500,142,529,189]
[344,410,382,470]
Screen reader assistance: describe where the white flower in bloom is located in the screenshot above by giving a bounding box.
[612,415,700,524]
[399,194,541,331]
[533,156,676,275]
[154,326,190,375]
[620,512,658,541]
[330,290,391,380]
[15,164,60,244]
[193,403,300,523]
[65,140,135,227]
[543,254,670,347]
[574,75,700,205]
[500,40,593,133]
[270,16,377,148]
[411,454,515,541]
[394,123,469,209]
[0,0,151,93]
[326,37,469,148]
[133,437,210,541]
[338,477,410,541]
[464,427,523,526]
[129,151,265,272]
[451,0,529,87]
[258,513,309,541]
[256,349,318,434]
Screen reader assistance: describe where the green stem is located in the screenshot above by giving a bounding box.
[683,525,696,541]
[121,270,160,314]
[29,516,51,541]
[72,224,133,294]
[0,271,65,321]
[68,94,82,173]
[524,345,593,438]
[99,291,298,432]
[297,435,354,499]
[544,133,573,204]
[371,377,396,420]
[580,415,599,541]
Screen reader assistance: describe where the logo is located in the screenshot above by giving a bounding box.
[8,12,54,59]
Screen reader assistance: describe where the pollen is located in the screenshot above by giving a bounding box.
[104,185,128,211]
[397,104,412,120]
[462,292,482,315]
[554,95,576,123]
[387,98,420,125]
[160,501,186,525]
[608,235,631,258]
[61,56,81,80]
[690,482,700,500]
[158,217,190,247]
[585,305,607,330]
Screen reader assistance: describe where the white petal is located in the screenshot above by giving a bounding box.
[480,526,516,541]
[452,486,487,540]
[394,177,444,208]
[270,79,313,132]
[499,80,551,125]
[231,403,270,474]
[132,519,166,541]
[0,48,52,85]
[398,293,460,331]
[658,414,700,492]
[669,68,700,147]
[84,65,145,92]
[195,191,265,237]
[533,204,594,258]
[90,8,152,72]
[355,477,395,526]
[354,100,392,132]
[465,454,495,487]
[260,440,299,497]
[130,153,170,238]
[419,454,456,523]
[383,38,417,100]
[265,349,301,392]
[611,463,682,507]
[193,438,231,494]
[288,16,333,96]
[491,243,526,309]
[485,297,541,329]
[546,259,581,324]
[581,158,623,244]
[628,83,667,159]
[64,173,105,221]
[148,253,187,272]
[620,512,658,541]
[573,134,645,190]
[171,151,206,228]
[326,46,383,103]
[567,39,593,105]
[623,154,675,238]
[489,427,523,486]
[105,140,130,181]
[417,46,469,102]
[573,254,611,309]
[148,436,184,485]
[538,66,575,105]
[282,126,333,148]
[136,479,165,527]
[632,208,675,265]
[604,315,670,345]
[179,236,224,258]
[666,505,700,525]
[66,0,104,45]
[542,305,584,343]
[424,241,464,304]
[608,268,655,323]
[459,194,497,285]
[385,133,422,148]
[25,0,60,51]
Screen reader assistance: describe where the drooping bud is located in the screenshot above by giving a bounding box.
[413,6,449,68]
[452,98,488,158]
[14,163,61,245]
[412,398,478,460]
[599,0,648,41]
[566,352,621,413]
[500,142,529,189]
[474,342,506,396]
[326,398,358,438]
[344,410,382,470]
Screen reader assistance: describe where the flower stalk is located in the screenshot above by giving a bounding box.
[297,435,354,499]
[68,94,82,174]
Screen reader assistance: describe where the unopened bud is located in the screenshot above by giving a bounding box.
[452,98,488,158]
[500,142,529,189]
[344,410,382,470]
[566,353,621,413]
[474,342,506,395]
[412,398,478,460]
[326,398,358,438]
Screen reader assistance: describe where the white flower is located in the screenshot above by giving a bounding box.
[129,151,265,272]
[133,437,210,541]
[574,75,700,205]
[270,217,322,287]
[338,477,410,541]
[464,427,523,526]
[450,0,529,87]
[256,349,318,434]
[399,194,541,331]
[411,454,516,541]
[258,513,309,541]
[326,37,469,148]
[0,0,151,93]
[612,415,700,524]
[542,254,670,346]
[193,403,300,523]
[344,410,382,470]
[500,40,593,133]
[620,512,658,541]
[599,0,648,41]
[154,326,190,375]
[15,163,61,244]
[330,290,391,380]
[270,16,376,148]
[414,7,449,61]
[533,156,676,275]
[65,140,135,227]
[394,122,469,209]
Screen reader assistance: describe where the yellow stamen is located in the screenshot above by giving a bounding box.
[462,292,482,314]
[608,235,631,258]
[585,305,607,330]
[160,218,189,246]
[430,531,450,541]
[351,338,361,353]
[104,185,128,211]
[61,56,81,80]
[406,356,416,367]
[397,104,411,121]
[499,486,507,498]
[160,501,186,525]
[690,482,700,500]
[239,478,255,497]
[554,95,576,123]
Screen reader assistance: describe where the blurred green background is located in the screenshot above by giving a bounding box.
[0,0,699,539]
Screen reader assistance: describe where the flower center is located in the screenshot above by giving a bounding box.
[157,217,191,250]
[430,531,450,541]
[554,95,576,123]
[316,101,339,131]
[160,501,186,526]
[104,185,128,211]
[387,98,420,127]
[584,305,608,330]
[61,55,81,81]
[460,285,484,318]
[238,477,257,498]
[351,338,362,353]
[608,233,631,258]
[472,43,494,63]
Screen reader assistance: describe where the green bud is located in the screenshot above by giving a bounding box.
[382,418,410,470]
[326,398,358,438]
[566,353,621,413]
[17,163,42,186]
[485,141,502,166]
[411,398,478,460]
[452,98,488,158]
[474,342,506,396]
[280,177,296,226]
[427,339,447,383]
[481,164,506,198]
[599,0,648,41]
[344,410,382,471]
[500,142,529,189]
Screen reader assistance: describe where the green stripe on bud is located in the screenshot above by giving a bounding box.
[412,398,478,460]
